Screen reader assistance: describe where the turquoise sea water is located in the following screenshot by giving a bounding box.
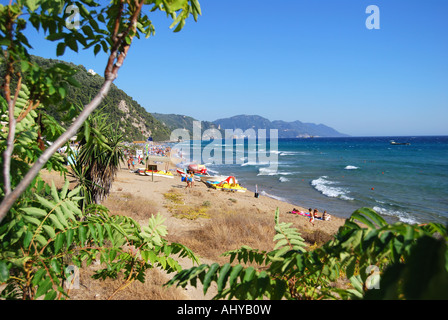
[175,136,448,225]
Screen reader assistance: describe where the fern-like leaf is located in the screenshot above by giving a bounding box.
[273,208,307,256]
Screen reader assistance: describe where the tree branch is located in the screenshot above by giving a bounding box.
[0,0,146,223]
[2,15,18,197]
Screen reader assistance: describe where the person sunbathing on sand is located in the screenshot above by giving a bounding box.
[322,210,331,221]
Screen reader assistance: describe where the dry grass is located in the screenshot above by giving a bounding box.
[167,208,276,264]
[68,192,188,300]
[163,188,211,220]
[69,262,187,300]
[103,191,159,222]
[299,227,334,246]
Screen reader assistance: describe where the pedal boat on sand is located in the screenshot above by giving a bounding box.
[206,176,247,193]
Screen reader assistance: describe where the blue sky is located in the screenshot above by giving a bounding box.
[7,0,448,136]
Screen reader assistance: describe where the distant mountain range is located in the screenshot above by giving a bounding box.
[152,113,348,139]
[212,115,348,138]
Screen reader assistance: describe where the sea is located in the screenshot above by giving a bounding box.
[172,136,448,225]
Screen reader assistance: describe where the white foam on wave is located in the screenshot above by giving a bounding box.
[373,206,419,225]
[344,165,359,170]
[207,168,220,175]
[280,151,310,156]
[311,176,354,201]
[257,167,295,176]
[260,191,288,202]
[241,161,271,166]
[279,177,290,182]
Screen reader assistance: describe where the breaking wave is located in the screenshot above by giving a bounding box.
[311,176,354,201]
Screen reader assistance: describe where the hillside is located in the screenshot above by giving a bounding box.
[213,115,348,138]
[152,113,222,139]
[30,56,172,142]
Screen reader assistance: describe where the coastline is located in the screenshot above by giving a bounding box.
[41,158,347,239]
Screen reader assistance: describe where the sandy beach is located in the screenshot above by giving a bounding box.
[40,157,347,300]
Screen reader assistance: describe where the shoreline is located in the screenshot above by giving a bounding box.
[40,159,348,237]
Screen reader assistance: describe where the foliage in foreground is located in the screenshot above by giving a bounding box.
[0,179,198,300]
[69,107,124,209]
[167,208,448,300]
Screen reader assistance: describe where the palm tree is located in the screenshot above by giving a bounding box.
[69,108,124,210]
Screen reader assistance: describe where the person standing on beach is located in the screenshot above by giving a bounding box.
[308,208,314,226]
[313,209,320,219]
[185,172,193,188]
[190,173,195,187]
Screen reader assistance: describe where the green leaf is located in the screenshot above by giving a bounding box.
[60,202,77,222]
[21,60,30,72]
[272,279,287,300]
[224,264,241,289]
[42,225,56,239]
[32,269,46,286]
[25,0,39,12]
[345,256,357,279]
[202,263,219,294]
[349,275,364,295]
[56,42,66,56]
[243,267,255,283]
[23,230,33,247]
[66,37,79,52]
[60,179,70,199]
[0,261,9,282]
[50,181,60,203]
[50,259,62,274]
[21,207,48,218]
[35,235,48,247]
[217,263,231,293]
[54,233,65,254]
[35,277,52,298]
[23,215,41,226]
[58,86,66,98]
[48,214,64,231]
[351,207,388,229]
[54,206,68,228]
[79,224,89,246]
[66,228,74,249]
[35,194,56,211]
[94,44,101,56]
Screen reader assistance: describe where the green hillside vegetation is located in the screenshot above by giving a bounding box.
[30,56,172,142]
[152,112,222,138]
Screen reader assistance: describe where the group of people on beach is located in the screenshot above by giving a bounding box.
[291,207,331,226]
[148,145,171,157]
[308,208,331,226]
